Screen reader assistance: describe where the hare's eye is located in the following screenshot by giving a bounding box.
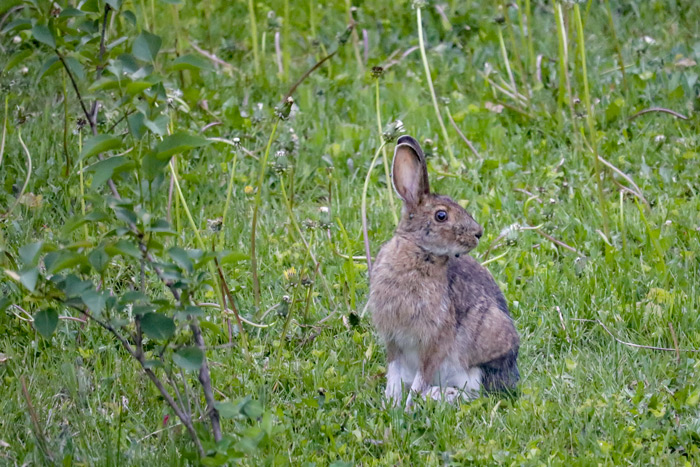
[435,210,448,222]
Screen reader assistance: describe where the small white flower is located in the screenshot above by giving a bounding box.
[642,36,656,45]
[654,135,666,143]
[13,35,21,44]
[319,206,329,213]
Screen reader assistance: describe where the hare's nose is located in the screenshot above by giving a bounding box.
[475,228,483,239]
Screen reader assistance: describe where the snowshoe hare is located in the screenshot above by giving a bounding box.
[369,136,520,408]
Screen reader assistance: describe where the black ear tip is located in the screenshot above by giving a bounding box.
[397,135,418,146]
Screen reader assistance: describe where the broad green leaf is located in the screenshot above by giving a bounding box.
[1,18,31,35]
[173,347,204,371]
[58,7,86,18]
[140,312,175,340]
[34,309,59,339]
[19,241,43,265]
[146,219,176,234]
[62,56,85,81]
[44,250,86,274]
[80,135,123,161]
[220,251,249,264]
[240,399,263,419]
[88,248,110,273]
[153,133,209,160]
[122,10,137,26]
[127,112,146,139]
[38,55,61,80]
[81,289,106,316]
[170,54,214,72]
[87,155,134,188]
[89,77,120,92]
[112,206,137,225]
[132,31,161,62]
[215,401,240,419]
[158,0,183,4]
[168,246,193,274]
[110,239,141,259]
[105,0,123,9]
[3,49,33,73]
[144,114,169,136]
[20,267,39,292]
[31,25,56,49]
[125,80,153,96]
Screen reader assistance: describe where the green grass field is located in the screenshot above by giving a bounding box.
[1,0,700,464]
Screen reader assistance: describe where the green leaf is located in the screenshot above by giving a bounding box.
[19,241,43,265]
[240,399,263,419]
[105,0,123,9]
[58,7,86,18]
[173,347,204,371]
[110,239,141,259]
[31,25,56,49]
[80,135,123,161]
[153,133,209,160]
[81,289,106,316]
[89,77,121,92]
[62,56,85,81]
[144,114,169,136]
[1,18,31,35]
[3,49,33,73]
[132,31,162,62]
[125,80,153,96]
[140,312,175,340]
[170,54,214,72]
[112,206,137,225]
[20,267,39,292]
[215,401,240,419]
[87,155,134,188]
[168,246,193,274]
[127,112,146,139]
[88,248,110,273]
[146,219,176,235]
[38,55,60,80]
[220,251,249,264]
[34,309,59,339]
[44,251,86,274]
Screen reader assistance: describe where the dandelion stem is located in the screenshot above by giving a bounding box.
[362,141,388,276]
[251,118,280,310]
[375,80,398,224]
[416,6,456,167]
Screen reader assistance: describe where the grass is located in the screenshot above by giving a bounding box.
[1,0,700,464]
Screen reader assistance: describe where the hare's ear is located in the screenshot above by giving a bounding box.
[392,135,430,206]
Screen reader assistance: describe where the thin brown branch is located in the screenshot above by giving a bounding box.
[669,322,681,364]
[90,5,111,122]
[214,257,250,353]
[573,318,700,353]
[555,306,571,343]
[56,51,93,133]
[189,319,222,442]
[629,107,689,121]
[532,226,583,256]
[189,41,240,74]
[381,46,418,71]
[20,376,55,464]
[284,49,338,101]
[446,108,481,159]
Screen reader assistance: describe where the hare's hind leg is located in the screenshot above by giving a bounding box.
[480,348,520,394]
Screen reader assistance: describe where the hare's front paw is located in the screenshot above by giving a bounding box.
[384,382,402,408]
[426,386,461,403]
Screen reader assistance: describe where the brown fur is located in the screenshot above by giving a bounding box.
[369,135,520,399]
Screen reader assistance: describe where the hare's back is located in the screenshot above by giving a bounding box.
[447,255,519,368]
